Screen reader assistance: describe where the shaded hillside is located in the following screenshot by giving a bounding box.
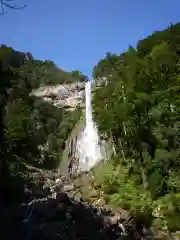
[92,23,180,233]
[0,45,86,198]
[0,45,87,86]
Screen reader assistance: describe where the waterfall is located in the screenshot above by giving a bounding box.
[77,80,103,171]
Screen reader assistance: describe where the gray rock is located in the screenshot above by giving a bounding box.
[31,82,85,111]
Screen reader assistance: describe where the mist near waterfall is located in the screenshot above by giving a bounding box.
[77,81,103,171]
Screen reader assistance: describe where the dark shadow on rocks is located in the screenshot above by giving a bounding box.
[0,171,51,204]
[22,192,154,240]
[0,172,52,240]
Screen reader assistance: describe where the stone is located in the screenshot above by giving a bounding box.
[31,82,85,111]
[63,184,74,192]
[55,192,71,203]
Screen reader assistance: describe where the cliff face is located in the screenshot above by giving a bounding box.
[31,82,85,111]
[59,119,85,176]
[32,79,113,175]
[58,118,114,176]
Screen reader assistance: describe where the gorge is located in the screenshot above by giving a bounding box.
[1,22,180,239]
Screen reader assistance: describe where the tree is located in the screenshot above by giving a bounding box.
[93,23,180,197]
[70,70,88,82]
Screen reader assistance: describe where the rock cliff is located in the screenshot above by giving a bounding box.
[58,118,114,176]
[31,82,86,111]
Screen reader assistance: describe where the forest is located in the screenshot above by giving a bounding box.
[0,45,84,184]
[91,23,180,232]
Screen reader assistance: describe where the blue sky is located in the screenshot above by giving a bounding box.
[0,0,180,78]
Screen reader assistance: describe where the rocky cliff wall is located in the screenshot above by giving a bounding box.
[31,82,85,111]
[58,118,114,176]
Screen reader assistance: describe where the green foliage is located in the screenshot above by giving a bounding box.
[0,45,83,178]
[152,193,180,232]
[92,23,180,232]
[92,161,180,232]
[0,45,87,87]
[70,70,88,82]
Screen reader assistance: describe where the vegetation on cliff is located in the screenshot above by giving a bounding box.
[92,23,180,233]
[0,45,84,184]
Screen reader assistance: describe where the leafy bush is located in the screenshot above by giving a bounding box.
[91,159,180,232]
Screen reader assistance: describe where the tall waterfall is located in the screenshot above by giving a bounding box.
[77,80,103,171]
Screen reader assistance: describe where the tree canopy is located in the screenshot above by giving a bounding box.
[92,22,180,232]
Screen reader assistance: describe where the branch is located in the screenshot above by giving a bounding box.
[0,0,26,14]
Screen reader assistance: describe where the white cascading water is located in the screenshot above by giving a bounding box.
[77,80,102,171]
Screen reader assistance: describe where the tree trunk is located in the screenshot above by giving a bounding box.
[118,138,126,162]
[140,165,148,190]
[139,150,149,190]
[110,130,116,156]
[112,130,126,162]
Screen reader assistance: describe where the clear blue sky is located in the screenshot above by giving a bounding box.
[0,0,180,78]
